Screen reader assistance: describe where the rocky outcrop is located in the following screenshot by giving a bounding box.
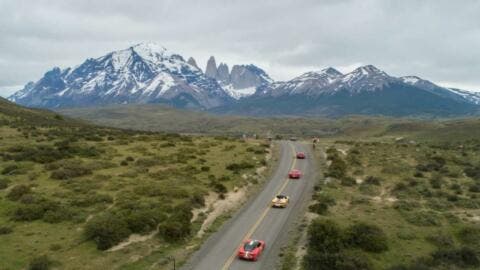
[205,56,217,79]
[187,57,200,70]
[216,63,230,84]
[230,64,272,89]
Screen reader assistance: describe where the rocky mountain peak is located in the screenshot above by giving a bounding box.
[205,56,217,78]
[187,57,200,70]
[322,67,343,76]
[217,63,230,83]
[9,45,232,109]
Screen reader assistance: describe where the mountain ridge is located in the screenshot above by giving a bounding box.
[8,43,480,117]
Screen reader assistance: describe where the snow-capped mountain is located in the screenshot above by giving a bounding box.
[262,67,343,97]
[446,88,480,105]
[10,43,232,109]
[8,43,480,117]
[215,65,480,117]
[204,56,273,100]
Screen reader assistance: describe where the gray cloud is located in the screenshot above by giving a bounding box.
[1,0,480,97]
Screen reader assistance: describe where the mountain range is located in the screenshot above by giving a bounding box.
[9,42,480,117]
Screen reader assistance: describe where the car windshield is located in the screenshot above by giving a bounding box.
[244,241,259,251]
[277,195,286,199]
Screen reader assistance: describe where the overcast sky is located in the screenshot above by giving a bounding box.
[1,0,480,97]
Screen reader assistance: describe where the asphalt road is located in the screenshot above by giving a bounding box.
[182,141,316,270]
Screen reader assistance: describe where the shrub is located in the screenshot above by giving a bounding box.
[403,210,442,226]
[364,176,382,185]
[303,219,373,270]
[309,202,329,215]
[426,233,455,248]
[12,204,46,221]
[464,166,480,180]
[212,182,227,194]
[457,226,480,248]
[414,171,424,178]
[50,163,92,180]
[345,223,388,253]
[159,221,189,242]
[393,200,421,212]
[429,177,443,189]
[84,213,132,250]
[28,255,52,270]
[469,184,480,193]
[190,192,206,208]
[7,184,31,201]
[125,209,164,234]
[306,219,344,253]
[226,162,254,173]
[42,207,73,223]
[0,178,10,189]
[120,160,128,166]
[0,226,13,235]
[341,176,356,186]
[432,247,480,267]
[326,156,347,179]
[200,166,210,172]
[1,164,19,175]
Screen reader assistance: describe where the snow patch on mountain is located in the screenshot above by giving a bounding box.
[222,85,257,100]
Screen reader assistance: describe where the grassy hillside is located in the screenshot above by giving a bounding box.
[299,134,480,270]
[0,99,272,269]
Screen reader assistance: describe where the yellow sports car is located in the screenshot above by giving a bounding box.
[271,195,290,208]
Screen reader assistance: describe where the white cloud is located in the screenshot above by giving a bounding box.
[1,0,480,90]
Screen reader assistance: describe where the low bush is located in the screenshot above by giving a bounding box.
[457,226,480,248]
[432,247,480,268]
[0,178,10,189]
[0,226,13,235]
[341,176,356,186]
[303,219,374,270]
[124,209,165,234]
[345,223,388,253]
[84,212,132,250]
[426,233,455,248]
[28,255,52,270]
[190,192,206,208]
[309,202,329,215]
[1,164,20,175]
[464,166,480,180]
[364,176,382,185]
[212,182,227,194]
[403,210,442,226]
[326,156,347,179]
[469,183,480,193]
[225,162,254,173]
[42,207,74,223]
[7,184,31,201]
[50,162,92,180]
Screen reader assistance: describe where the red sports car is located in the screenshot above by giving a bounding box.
[296,152,306,159]
[289,169,302,179]
[238,239,266,261]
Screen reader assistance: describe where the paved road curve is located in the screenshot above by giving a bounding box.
[182,141,316,270]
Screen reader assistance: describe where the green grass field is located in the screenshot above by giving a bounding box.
[302,134,480,270]
[0,100,272,270]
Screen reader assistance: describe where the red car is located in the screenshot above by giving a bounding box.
[238,239,266,261]
[296,152,306,159]
[289,169,302,179]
